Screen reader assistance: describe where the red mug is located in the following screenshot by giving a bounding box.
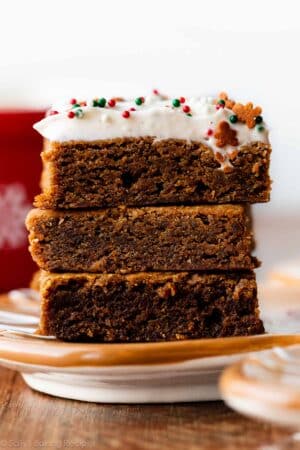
[0,110,45,292]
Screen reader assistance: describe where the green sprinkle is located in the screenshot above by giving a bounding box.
[229,115,238,124]
[218,99,226,106]
[255,115,263,124]
[98,97,106,107]
[257,125,265,132]
[93,98,106,107]
[135,97,143,106]
[72,103,80,109]
[75,108,84,118]
[172,98,180,107]
[187,113,192,117]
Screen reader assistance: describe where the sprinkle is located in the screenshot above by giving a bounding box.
[122,110,130,118]
[80,101,87,107]
[75,108,84,118]
[70,98,77,105]
[207,128,213,137]
[98,97,106,107]
[130,107,136,111]
[232,102,262,129]
[214,121,239,147]
[49,110,59,116]
[172,98,180,107]
[179,97,185,104]
[257,125,265,132]
[67,111,75,119]
[229,115,238,124]
[135,97,144,106]
[93,98,107,107]
[153,89,159,95]
[108,99,116,107]
[218,99,226,107]
[186,113,192,117]
[72,103,80,109]
[182,105,190,113]
[216,92,235,110]
[255,115,263,124]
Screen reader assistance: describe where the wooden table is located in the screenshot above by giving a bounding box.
[0,367,296,450]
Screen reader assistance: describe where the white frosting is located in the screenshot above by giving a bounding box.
[33,95,269,157]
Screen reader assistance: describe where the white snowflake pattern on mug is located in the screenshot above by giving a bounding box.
[0,183,31,249]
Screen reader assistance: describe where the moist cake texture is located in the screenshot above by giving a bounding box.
[39,271,264,342]
[26,205,258,273]
[35,138,271,209]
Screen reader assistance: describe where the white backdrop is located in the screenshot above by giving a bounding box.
[1,0,300,215]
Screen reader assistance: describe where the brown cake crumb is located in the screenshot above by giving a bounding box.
[39,271,264,342]
[34,138,271,209]
[26,205,258,273]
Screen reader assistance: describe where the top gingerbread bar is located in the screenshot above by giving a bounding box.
[33,91,271,209]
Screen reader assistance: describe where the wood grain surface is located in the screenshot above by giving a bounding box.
[0,367,296,450]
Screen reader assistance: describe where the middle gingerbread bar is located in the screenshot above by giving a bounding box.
[26,204,257,273]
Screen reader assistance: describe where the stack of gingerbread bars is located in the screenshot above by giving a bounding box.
[26,92,271,342]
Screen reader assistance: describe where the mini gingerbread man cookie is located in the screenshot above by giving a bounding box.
[214,121,239,148]
[232,102,262,129]
[217,92,235,110]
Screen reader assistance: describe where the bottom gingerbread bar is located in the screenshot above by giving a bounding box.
[38,271,264,342]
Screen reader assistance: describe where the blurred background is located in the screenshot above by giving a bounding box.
[0,0,299,289]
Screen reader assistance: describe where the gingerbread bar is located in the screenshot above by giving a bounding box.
[26,205,257,273]
[33,94,271,209]
[39,271,264,342]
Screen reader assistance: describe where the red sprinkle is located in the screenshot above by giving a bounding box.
[70,98,77,105]
[183,105,190,113]
[108,99,116,107]
[67,111,75,119]
[179,97,185,104]
[207,128,213,136]
[80,101,87,106]
[49,110,59,116]
[153,89,159,95]
[130,107,136,111]
[122,110,130,118]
